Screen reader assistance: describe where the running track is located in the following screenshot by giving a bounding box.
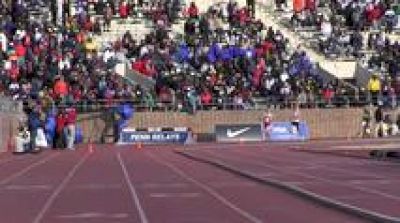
[0,143,398,223]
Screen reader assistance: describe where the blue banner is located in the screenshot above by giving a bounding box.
[266,122,310,141]
[119,130,189,144]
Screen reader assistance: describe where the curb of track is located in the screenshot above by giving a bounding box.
[293,148,400,163]
[292,149,372,160]
[176,150,400,223]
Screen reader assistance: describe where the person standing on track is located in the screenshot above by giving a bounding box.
[65,103,77,150]
[292,105,301,134]
[262,111,273,140]
[14,119,31,154]
[55,108,67,149]
[359,107,372,138]
[374,105,386,137]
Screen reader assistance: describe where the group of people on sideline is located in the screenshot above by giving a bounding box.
[360,105,400,138]
[14,101,78,154]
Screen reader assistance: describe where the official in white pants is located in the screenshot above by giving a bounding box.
[15,129,30,154]
[65,105,77,150]
[65,124,76,150]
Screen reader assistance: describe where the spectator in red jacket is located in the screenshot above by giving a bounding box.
[53,75,69,100]
[262,39,275,55]
[322,85,335,105]
[187,2,199,18]
[366,3,383,26]
[305,0,316,12]
[252,58,266,88]
[200,88,213,108]
[8,61,20,81]
[55,109,67,149]
[132,58,156,77]
[65,104,77,150]
[14,41,26,58]
[119,0,130,19]
[238,7,250,25]
[132,59,146,74]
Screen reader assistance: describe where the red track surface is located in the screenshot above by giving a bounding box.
[0,143,371,223]
[181,144,400,221]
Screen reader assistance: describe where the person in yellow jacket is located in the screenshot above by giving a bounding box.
[84,36,98,56]
[367,74,381,105]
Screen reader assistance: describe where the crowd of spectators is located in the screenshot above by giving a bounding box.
[2,0,396,111]
[288,0,399,59]
[1,0,386,114]
[362,23,400,108]
[278,0,400,110]
[291,0,399,32]
[0,0,148,152]
[0,0,149,108]
[128,1,360,112]
[1,0,398,150]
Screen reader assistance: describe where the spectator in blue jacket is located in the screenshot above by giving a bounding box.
[27,105,42,153]
[174,42,190,63]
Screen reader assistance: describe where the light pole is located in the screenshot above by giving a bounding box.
[57,0,64,26]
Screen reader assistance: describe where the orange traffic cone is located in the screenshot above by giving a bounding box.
[136,142,142,150]
[88,141,94,154]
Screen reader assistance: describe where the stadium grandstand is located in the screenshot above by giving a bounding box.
[0,0,400,222]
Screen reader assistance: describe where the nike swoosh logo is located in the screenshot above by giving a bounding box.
[227,127,251,138]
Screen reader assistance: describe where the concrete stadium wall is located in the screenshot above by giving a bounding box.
[78,108,364,142]
[0,108,366,152]
[0,113,22,153]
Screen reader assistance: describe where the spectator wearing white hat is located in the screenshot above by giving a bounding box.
[321,16,332,38]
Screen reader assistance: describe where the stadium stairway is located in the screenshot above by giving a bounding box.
[254,3,357,80]
[67,0,152,44]
[97,19,152,43]
[26,1,52,24]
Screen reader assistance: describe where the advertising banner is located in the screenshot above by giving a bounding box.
[215,124,262,142]
[119,129,190,144]
[266,122,310,141]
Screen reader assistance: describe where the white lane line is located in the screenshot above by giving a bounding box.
[146,152,263,223]
[117,153,149,223]
[149,192,200,198]
[140,183,188,189]
[0,153,60,185]
[2,184,52,191]
[204,150,400,202]
[241,151,400,200]
[57,212,129,219]
[33,152,90,223]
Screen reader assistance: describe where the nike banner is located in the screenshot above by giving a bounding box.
[215,124,262,142]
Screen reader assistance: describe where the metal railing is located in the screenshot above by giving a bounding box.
[50,93,394,114]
